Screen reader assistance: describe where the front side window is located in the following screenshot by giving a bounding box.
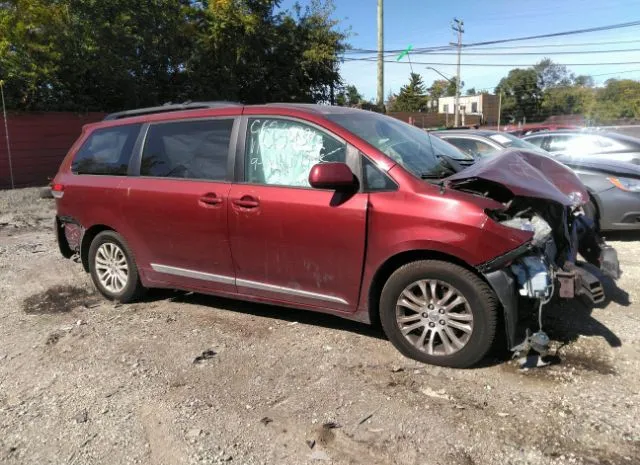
[326,112,472,180]
[72,124,141,175]
[141,119,233,180]
[245,118,346,187]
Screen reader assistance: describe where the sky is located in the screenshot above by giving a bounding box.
[282,0,640,101]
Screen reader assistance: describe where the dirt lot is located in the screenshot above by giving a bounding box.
[1,188,640,465]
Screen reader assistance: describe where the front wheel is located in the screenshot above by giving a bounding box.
[380,260,498,368]
[88,231,144,303]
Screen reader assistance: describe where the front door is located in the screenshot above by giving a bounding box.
[228,117,368,312]
[121,117,238,294]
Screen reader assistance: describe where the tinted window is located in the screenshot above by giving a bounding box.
[245,118,346,187]
[72,124,141,175]
[141,119,233,180]
[363,156,397,191]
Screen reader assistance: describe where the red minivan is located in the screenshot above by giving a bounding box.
[52,102,619,368]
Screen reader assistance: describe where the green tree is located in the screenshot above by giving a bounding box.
[0,0,347,111]
[534,58,574,90]
[0,0,66,109]
[336,84,363,106]
[495,68,541,123]
[591,79,640,121]
[428,79,448,99]
[389,72,428,112]
[541,86,594,118]
[465,87,477,96]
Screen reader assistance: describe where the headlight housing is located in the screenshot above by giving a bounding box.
[608,176,640,192]
[500,215,552,245]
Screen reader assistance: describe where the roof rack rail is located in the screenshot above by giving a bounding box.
[103,101,242,121]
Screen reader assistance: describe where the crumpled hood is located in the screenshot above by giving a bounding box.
[445,149,588,206]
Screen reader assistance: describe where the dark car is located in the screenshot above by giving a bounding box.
[523,130,640,164]
[436,130,640,231]
[52,103,618,368]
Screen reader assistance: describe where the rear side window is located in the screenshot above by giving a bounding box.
[141,119,233,180]
[72,124,141,175]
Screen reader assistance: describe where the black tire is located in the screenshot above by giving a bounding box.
[583,198,600,230]
[88,231,144,303]
[380,260,498,368]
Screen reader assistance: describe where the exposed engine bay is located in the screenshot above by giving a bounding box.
[448,175,621,360]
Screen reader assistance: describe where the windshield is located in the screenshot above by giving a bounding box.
[488,132,546,152]
[326,112,473,178]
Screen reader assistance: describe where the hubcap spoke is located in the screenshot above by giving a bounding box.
[398,298,422,313]
[447,312,473,322]
[429,281,437,301]
[402,289,425,306]
[437,289,454,306]
[427,328,437,355]
[444,296,464,312]
[444,326,465,349]
[401,321,425,335]
[448,320,472,333]
[415,326,429,348]
[398,314,422,324]
[438,328,455,354]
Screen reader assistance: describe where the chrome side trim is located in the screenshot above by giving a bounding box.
[236,278,348,305]
[150,264,235,285]
[151,263,348,305]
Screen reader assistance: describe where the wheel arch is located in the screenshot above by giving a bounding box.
[80,224,117,272]
[367,249,489,328]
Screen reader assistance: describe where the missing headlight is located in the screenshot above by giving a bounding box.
[500,215,552,246]
[510,256,552,299]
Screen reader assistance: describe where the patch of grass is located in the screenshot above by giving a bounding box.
[23,285,101,314]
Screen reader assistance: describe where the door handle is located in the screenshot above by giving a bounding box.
[199,193,223,206]
[232,195,260,209]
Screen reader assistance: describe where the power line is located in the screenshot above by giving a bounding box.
[449,38,640,51]
[419,48,640,56]
[460,20,640,48]
[342,58,640,67]
[343,20,640,57]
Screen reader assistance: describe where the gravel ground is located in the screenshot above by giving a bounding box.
[1,188,640,465]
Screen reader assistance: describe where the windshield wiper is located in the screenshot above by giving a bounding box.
[419,172,449,179]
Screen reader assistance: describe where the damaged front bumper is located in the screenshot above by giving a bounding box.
[480,215,621,353]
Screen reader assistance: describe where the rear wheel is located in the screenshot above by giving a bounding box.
[380,260,498,368]
[88,231,144,303]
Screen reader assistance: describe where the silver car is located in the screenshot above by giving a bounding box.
[523,130,640,164]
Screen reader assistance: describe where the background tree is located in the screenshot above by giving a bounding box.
[465,87,477,96]
[495,68,541,123]
[591,79,640,121]
[388,72,428,112]
[428,80,448,100]
[336,84,363,106]
[534,58,575,90]
[0,0,347,111]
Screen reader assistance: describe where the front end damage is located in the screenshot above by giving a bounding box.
[476,194,620,357]
[445,163,620,361]
[444,150,621,358]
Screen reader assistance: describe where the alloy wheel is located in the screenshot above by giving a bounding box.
[395,279,474,356]
[95,242,129,294]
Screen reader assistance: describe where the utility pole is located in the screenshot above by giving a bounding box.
[451,18,464,127]
[497,91,502,131]
[377,0,384,109]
